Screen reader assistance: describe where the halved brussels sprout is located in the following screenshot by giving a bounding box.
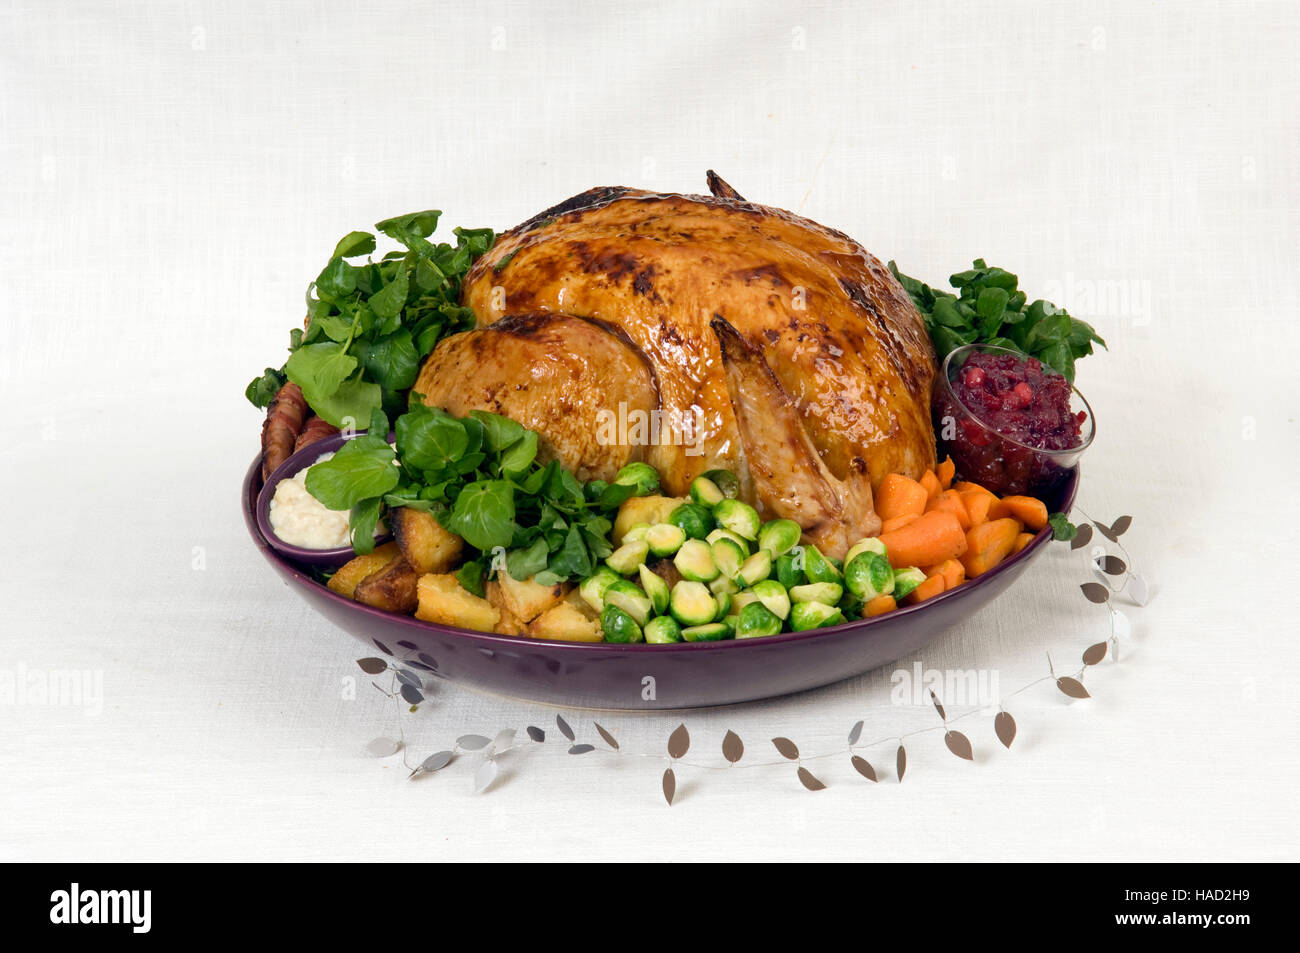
[845,537,888,567]
[646,522,687,557]
[613,462,660,495]
[669,580,717,626]
[892,567,927,601]
[700,468,740,499]
[578,566,622,613]
[674,538,719,582]
[802,544,843,585]
[711,537,746,581]
[775,551,805,589]
[737,550,773,587]
[601,604,644,643]
[638,564,670,615]
[713,499,760,541]
[606,539,650,575]
[644,615,683,644]
[735,601,784,639]
[758,518,802,557]
[668,502,715,540]
[604,579,653,626]
[689,476,725,508]
[750,579,791,620]
[789,581,844,605]
[681,622,731,642]
[789,601,845,631]
[845,551,895,601]
[622,523,652,544]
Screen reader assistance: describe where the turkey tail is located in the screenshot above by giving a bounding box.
[705,170,745,201]
[710,317,880,558]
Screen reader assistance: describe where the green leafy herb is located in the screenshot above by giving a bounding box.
[244,213,494,416]
[303,407,655,584]
[1048,512,1079,542]
[889,258,1106,382]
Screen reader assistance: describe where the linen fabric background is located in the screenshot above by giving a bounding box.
[1,0,1296,861]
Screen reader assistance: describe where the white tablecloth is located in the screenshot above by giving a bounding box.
[2,0,1297,862]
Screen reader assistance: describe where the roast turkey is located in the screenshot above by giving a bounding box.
[413,173,937,558]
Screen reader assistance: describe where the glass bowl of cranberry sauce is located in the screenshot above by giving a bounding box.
[932,344,1095,497]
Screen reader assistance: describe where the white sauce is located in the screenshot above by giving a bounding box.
[268,453,352,549]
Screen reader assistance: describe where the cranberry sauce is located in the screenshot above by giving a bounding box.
[934,351,1086,496]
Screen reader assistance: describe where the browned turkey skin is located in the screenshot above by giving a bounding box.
[413,174,938,558]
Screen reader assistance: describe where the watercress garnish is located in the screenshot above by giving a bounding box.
[889,259,1106,382]
[245,212,495,425]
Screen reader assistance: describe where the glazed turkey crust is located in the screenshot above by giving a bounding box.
[458,185,937,501]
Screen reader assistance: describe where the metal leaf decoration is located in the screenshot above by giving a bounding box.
[662,767,676,805]
[896,744,907,781]
[568,743,595,755]
[995,711,1016,749]
[366,737,400,757]
[848,720,864,745]
[772,737,800,760]
[526,725,545,743]
[373,639,394,656]
[457,734,491,750]
[492,729,516,753]
[944,730,974,761]
[1070,523,1093,550]
[797,767,826,791]
[667,723,690,759]
[419,750,454,773]
[1082,642,1108,666]
[1099,555,1126,575]
[556,714,575,742]
[1110,515,1132,537]
[400,684,424,706]
[930,689,946,722]
[1056,676,1091,699]
[1128,573,1150,606]
[474,758,499,794]
[417,652,439,670]
[851,755,877,782]
[722,730,744,764]
[594,723,619,750]
[395,668,422,689]
[396,640,418,650]
[356,657,388,675]
[1111,607,1132,640]
[1080,582,1110,604]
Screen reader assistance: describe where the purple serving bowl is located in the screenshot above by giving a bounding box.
[243,454,1078,710]
[255,432,394,569]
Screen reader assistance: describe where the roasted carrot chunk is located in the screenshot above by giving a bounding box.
[878,510,968,568]
[928,558,966,591]
[960,518,1022,577]
[988,495,1049,532]
[881,513,920,534]
[1011,531,1035,555]
[937,456,956,490]
[864,594,897,617]
[959,490,995,527]
[904,574,947,604]
[876,473,930,521]
[926,489,972,530]
[919,469,942,502]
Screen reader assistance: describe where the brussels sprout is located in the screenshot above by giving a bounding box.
[670,580,717,625]
[646,522,687,557]
[681,622,731,642]
[709,574,739,596]
[674,538,719,582]
[644,615,683,644]
[578,566,622,612]
[892,566,927,600]
[638,564,670,615]
[719,615,738,637]
[737,550,773,586]
[613,462,660,495]
[750,579,791,620]
[601,604,644,643]
[789,581,844,605]
[758,518,802,557]
[713,499,760,541]
[802,544,843,585]
[735,601,784,639]
[775,552,805,589]
[711,537,746,581]
[606,539,650,575]
[689,476,725,508]
[621,523,652,544]
[604,579,653,626]
[700,468,740,499]
[845,551,895,601]
[728,589,762,616]
[668,502,715,540]
[845,537,887,567]
[714,590,732,620]
[789,601,846,631]
[706,527,750,551]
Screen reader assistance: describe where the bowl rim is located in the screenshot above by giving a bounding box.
[243,452,1079,655]
[255,432,394,564]
[937,343,1096,458]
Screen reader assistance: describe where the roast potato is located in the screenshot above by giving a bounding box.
[327,543,401,599]
[492,570,565,623]
[389,507,464,574]
[485,580,528,636]
[415,573,500,633]
[353,555,420,614]
[528,600,603,642]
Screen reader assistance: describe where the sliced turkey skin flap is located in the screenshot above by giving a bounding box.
[419,174,938,556]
